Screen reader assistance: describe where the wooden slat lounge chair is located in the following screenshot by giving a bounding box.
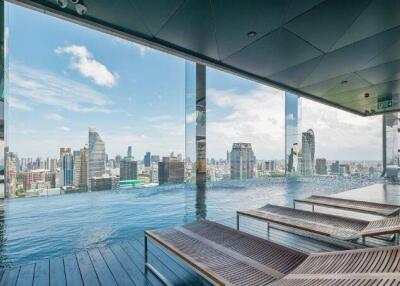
[145,220,400,286]
[293,195,400,217]
[237,204,400,244]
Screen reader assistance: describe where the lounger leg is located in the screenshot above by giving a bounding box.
[312,204,314,213]
[267,223,270,239]
[293,201,296,209]
[144,236,173,286]
[236,214,240,230]
[144,235,148,264]
[362,236,366,245]
[396,233,400,245]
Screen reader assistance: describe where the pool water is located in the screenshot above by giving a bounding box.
[0,176,382,267]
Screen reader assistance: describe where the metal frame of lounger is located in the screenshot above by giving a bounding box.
[145,220,400,286]
[293,195,400,217]
[237,204,400,246]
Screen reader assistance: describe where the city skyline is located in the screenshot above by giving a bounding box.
[7,3,382,161]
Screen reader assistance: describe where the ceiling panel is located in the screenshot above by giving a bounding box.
[130,0,184,36]
[284,0,326,22]
[211,0,290,59]
[357,60,400,85]
[284,0,370,52]
[269,56,323,88]
[77,0,151,37]
[224,28,322,77]
[302,73,371,97]
[301,27,400,87]
[332,0,400,51]
[156,0,220,60]
[13,0,400,115]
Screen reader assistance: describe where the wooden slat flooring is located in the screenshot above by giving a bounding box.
[2,183,399,286]
[0,221,365,286]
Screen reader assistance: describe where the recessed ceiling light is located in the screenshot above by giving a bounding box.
[341,80,348,85]
[364,93,370,98]
[57,0,68,8]
[75,3,87,15]
[247,31,257,38]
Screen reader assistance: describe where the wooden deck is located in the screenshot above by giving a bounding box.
[0,219,354,286]
[1,183,399,285]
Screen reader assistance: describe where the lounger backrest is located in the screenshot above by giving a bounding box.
[362,216,400,237]
[272,245,400,285]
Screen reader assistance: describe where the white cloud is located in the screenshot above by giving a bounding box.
[4,27,9,56]
[45,113,64,121]
[186,112,196,124]
[302,98,381,160]
[207,85,382,161]
[8,96,32,111]
[9,63,115,113]
[207,86,285,160]
[55,45,118,87]
[143,114,174,122]
[59,126,70,132]
[133,43,153,57]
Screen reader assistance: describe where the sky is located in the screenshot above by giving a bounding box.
[6,3,382,161]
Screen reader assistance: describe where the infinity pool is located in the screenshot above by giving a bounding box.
[0,176,381,267]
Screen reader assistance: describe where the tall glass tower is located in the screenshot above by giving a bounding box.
[88,128,106,188]
[300,129,315,176]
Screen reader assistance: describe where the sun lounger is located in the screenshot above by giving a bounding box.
[145,220,400,285]
[237,204,400,243]
[294,195,400,216]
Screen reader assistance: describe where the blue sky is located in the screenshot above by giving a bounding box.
[6,3,382,161]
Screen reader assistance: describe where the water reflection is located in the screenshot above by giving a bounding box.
[0,200,5,267]
[195,182,207,219]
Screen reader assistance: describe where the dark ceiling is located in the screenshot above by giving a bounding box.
[10,0,400,116]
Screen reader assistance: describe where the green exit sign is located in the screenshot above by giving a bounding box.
[378,95,393,110]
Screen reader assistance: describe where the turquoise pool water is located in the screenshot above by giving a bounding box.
[0,176,381,267]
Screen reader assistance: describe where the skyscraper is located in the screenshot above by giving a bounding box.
[300,129,315,176]
[144,152,151,167]
[88,128,106,188]
[127,146,132,157]
[73,150,81,188]
[158,156,184,185]
[315,158,327,175]
[120,146,138,181]
[230,143,256,180]
[79,145,89,191]
[61,150,74,186]
[330,160,340,174]
[60,147,72,161]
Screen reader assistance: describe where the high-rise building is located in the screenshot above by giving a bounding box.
[315,158,327,175]
[144,152,151,167]
[340,164,351,175]
[120,147,138,181]
[226,150,230,163]
[90,175,119,191]
[115,155,122,168]
[60,148,72,161]
[330,160,340,174]
[127,146,133,157]
[88,128,106,189]
[158,156,184,185]
[150,155,160,163]
[73,150,81,188]
[300,129,315,176]
[230,143,256,180]
[61,151,74,186]
[79,145,89,191]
